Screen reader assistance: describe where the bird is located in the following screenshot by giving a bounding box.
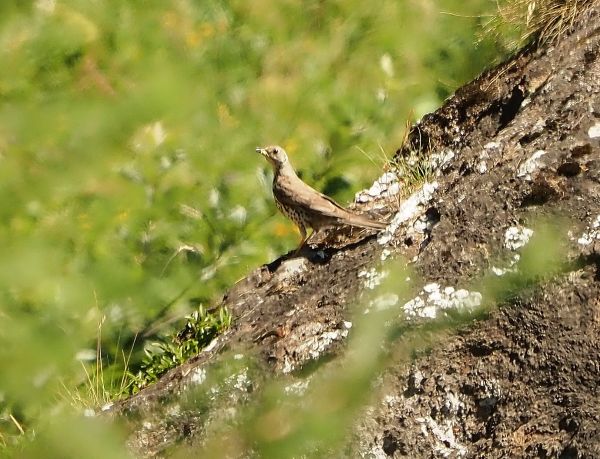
[256,145,387,253]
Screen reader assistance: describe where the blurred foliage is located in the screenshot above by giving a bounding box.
[0,0,521,456]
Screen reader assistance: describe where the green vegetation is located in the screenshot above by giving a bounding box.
[128,306,231,395]
[0,0,541,456]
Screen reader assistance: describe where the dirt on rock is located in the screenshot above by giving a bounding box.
[112,5,600,458]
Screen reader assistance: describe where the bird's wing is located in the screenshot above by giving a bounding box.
[274,175,388,230]
[274,175,349,218]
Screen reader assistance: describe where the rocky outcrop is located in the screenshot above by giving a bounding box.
[111,5,600,457]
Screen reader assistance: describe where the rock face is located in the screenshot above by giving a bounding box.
[112,6,600,458]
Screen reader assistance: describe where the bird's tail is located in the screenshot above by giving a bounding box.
[343,212,388,230]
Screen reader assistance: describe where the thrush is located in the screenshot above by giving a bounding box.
[256,145,387,252]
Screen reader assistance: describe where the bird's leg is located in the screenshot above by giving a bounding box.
[294,226,308,256]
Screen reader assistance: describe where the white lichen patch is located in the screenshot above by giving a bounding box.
[190,367,207,385]
[517,150,546,181]
[403,284,482,319]
[366,293,399,313]
[361,443,389,459]
[577,215,600,245]
[204,367,253,403]
[412,211,437,234]
[223,367,251,393]
[416,416,467,457]
[378,182,438,245]
[430,149,455,171]
[476,144,498,174]
[380,248,392,261]
[588,122,600,139]
[281,326,349,374]
[491,253,521,276]
[504,226,534,250]
[383,394,402,407]
[403,296,435,318]
[358,267,389,290]
[356,171,401,203]
[283,377,312,396]
[442,391,465,417]
[478,378,502,409]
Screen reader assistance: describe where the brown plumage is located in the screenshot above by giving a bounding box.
[256,145,387,252]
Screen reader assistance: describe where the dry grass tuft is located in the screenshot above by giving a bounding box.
[487,0,596,48]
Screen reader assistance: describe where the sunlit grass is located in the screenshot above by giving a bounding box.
[58,315,137,410]
[484,0,595,48]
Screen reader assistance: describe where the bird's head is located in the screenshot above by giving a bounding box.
[255,145,289,169]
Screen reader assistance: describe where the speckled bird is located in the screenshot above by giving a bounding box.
[256,145,387,252]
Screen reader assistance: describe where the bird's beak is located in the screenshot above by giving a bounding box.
[255,147,266,156]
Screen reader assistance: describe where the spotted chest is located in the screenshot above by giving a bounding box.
[274,196,308,230]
